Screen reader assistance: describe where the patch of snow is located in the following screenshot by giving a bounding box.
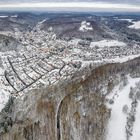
[0,89,10,111]
[118,19,133,23]
[68,39,81,46]
[81,60,94,67]
[11,15,18,18]
[36,18,48,29]
[90,40,126,48]
[131,102,140,140]
[128,21,140,29]
[79,21,93,32]
[0,67,3,75]
[0,67,10,111]
[72,48,81,53]
[88,16,92,19]
[0,15,8,18]
[39,18,47,24]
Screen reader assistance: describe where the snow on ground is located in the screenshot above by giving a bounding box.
[72,48,81,53]
[118,19,133,22]
[106,76,140,140]
[11,15,18,18]
[105,54,140,63]
[68,39,81,46]
[90,40,126,48]
[36,18,48,29]
[0,15,8,18]
[93,54,139,64]
[0,67,3,75]
[131,102,140,140]
[39,18,48,24]
[79,21,93,32]
[0,89,10,111]
[0,68,10,112]
[128,21,140,29]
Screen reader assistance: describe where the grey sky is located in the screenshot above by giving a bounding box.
[0,0,139,12]
[0,0,139,5]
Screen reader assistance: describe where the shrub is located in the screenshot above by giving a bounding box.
[122,105,129,114]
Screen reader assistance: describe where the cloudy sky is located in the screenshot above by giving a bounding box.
[0,0,139,4]
[0,0,139,12]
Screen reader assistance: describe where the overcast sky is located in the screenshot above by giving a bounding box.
[0,0,139,12]
[0,0,139,4]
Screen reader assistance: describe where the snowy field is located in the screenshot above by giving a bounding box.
[106,76,140,140]
[79,21,93,32]
[118,19,133,22]
[90,40,126,48]
[128,21,140,29]
[0,15,18,18]
[0,15,8,18]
